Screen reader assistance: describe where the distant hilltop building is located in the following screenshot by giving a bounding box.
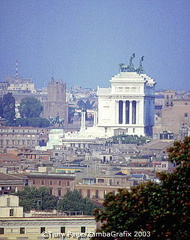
[43,77,68,128]
[0,61,68,128]
[3,61,35,93]
[4,75,35,93]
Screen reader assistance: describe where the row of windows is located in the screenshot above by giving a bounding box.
[0,129,39,133]
[0,140,37,145]
[32,180,70,186]
[79,189,116,199]
[0,134,37,137]
[0,226,86,235]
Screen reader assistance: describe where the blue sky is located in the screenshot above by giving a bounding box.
[0,0,190,90]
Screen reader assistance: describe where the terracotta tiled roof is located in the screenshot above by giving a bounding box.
[0,172,26,180]
[0,153,20,162]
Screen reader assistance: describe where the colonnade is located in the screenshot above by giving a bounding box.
[117,100,139,124]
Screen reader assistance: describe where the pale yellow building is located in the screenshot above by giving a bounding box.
[0,195,96,240]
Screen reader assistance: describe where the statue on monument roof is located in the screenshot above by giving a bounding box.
[119,54,145,73]
[119,53,136,72]
[136,56,145,74]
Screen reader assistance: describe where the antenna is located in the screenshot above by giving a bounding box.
[15,60,18,78]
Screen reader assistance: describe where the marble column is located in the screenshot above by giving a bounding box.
[129,101,133,124]
[123,100,126,124]
[115,100,119,124]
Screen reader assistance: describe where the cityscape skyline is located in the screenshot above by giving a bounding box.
[0,0,190,90]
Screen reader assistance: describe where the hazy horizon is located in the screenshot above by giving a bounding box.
[0,0,190,91]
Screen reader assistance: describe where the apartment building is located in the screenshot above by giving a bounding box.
[0,195,96,240]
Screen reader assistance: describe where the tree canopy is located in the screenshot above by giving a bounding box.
[0,97,3,117]
[16,188,99,216]
[16,97,50,127]
[19,97,43,118]
[16,186,58,212]
[1,93,15,125]
[94,137,190,239]
[110,134,150,145]
[167,136,190,165]
[57,190,98,215]
[15,117,50,127]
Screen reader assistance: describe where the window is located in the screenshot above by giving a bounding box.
[95,190,99,198]
[20,228,25,234]
[58,189,62,196]
[55,153,59,156]
[184,113,188,118]
[98,179,104,183]
[66,181,70,186]
[7,198,10,206]
[41,180,44,185]
[0,228,4,234]
[81,227,86,233]
[41,227,45,233]
[87,189,90,198]
[50,181,52,185]
[58,181,61,186]
[10,209,14,216]
[33,180,35,184]
[61,227,65,233]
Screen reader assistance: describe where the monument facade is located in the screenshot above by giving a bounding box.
[97,54,156,137]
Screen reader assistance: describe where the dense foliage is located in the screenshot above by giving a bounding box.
[15,97,50,127]
[19,97,43,118]
[57,190,98,215]
[167,136,190,165]
[1,93,15,125]
[109,134,150,145]
[0,97,3,117]
[15,117,50,127]
[16,188,97,216]
[77,99,94,110]
[16,186,58,212]
[0,94,50,127]
[94,137,190,239]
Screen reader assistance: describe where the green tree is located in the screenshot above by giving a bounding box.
[86,99,92,109]
[57,190,98,215]
[94,137,190,239]
[15,117,28,126]
[15,117,50,127]
[167,136,190,165]
[2,92,15,125]
[19,97,43,118]
[16,186,58,212]
[77,100,86,110]
[0,97,3,117]
[39,117,50,127]
[111,134,149,145]
[27,117,50,127]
